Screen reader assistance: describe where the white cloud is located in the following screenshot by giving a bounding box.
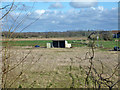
[35,9,46,15]
[48,2,63,9]
[98,6,104,11]
[5,6,118,32]
[70,0,97,2]
[60,15,65,18]
[29,0,119,2]
[51,20,56,23]
[51,20,59,24]
[28,12,32,15]
[112,7,117,10]
[70,0,98,8]
[12,12,21,16]
[91,7,96,10]
[32,8,117,31]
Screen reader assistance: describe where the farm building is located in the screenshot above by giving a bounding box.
[112,30,120,38]
[47,40,71,48]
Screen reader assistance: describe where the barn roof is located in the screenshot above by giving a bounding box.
[112,30,120,34]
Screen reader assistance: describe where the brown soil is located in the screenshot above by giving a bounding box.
[2,37,87,41]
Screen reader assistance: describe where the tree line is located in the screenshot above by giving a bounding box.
[2,30,114,40]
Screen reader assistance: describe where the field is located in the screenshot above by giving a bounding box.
[3,46,119,88]
[2,39,120,50]
[1,38,120,88]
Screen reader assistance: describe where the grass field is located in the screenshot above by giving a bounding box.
[2,40,52,47]
[96,40,120,49]
[2,39,120,50]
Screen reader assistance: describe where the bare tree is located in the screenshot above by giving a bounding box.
[0,1,43,88]
[0,0,15,20]
[84,32,120,89]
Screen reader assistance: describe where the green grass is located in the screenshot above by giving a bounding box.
[95,40,120,49]
[68,40,87,47]
[2,40,87,47]
[2,40,52,47]
[1,40,120,50]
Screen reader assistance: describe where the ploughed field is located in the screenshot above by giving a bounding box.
[4,46,119,88]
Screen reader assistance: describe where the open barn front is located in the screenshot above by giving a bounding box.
[52,40,65,48]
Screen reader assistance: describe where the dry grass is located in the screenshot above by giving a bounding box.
[3,46,119,88]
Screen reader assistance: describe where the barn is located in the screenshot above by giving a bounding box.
[47,40,71,48]
[52,40,65,48]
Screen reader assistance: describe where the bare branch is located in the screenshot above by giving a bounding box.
[0,0,15,20]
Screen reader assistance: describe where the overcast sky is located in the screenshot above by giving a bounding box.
[2,1,118,32]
